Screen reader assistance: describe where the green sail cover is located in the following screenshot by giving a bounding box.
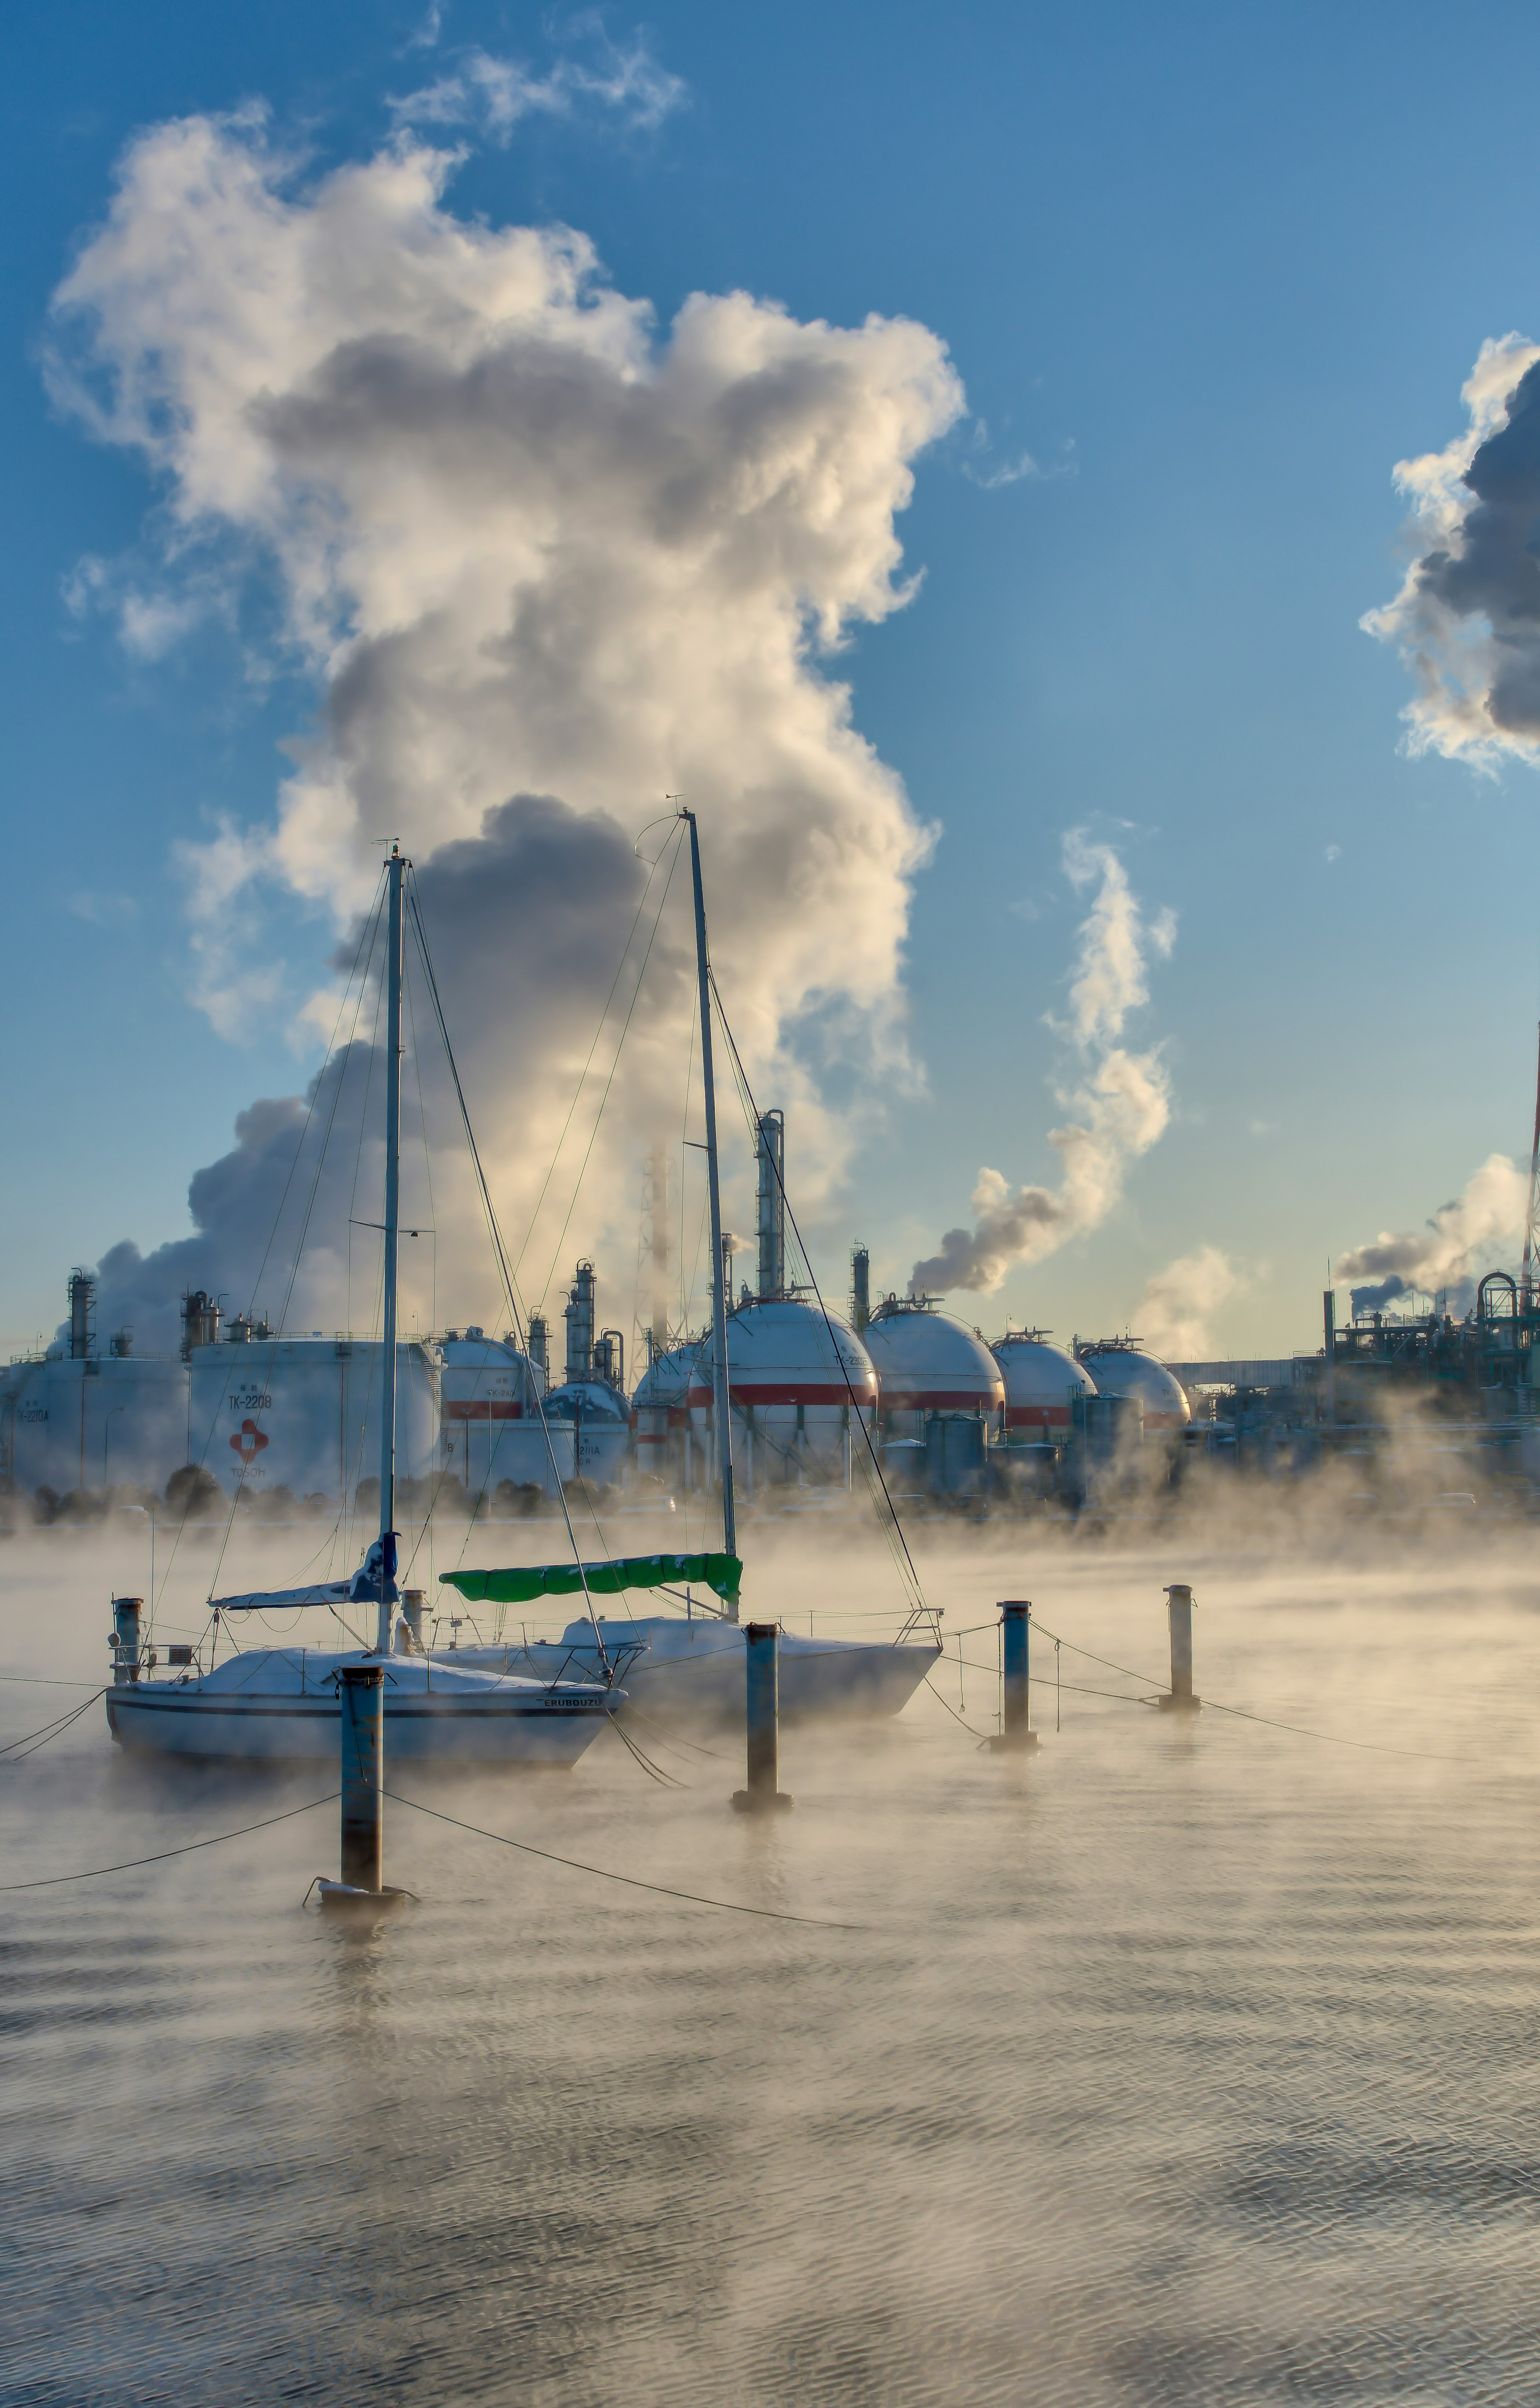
[439,1551,742,1607]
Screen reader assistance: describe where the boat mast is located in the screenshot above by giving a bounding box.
[683,809,737,1600]
[377,842,404,1655]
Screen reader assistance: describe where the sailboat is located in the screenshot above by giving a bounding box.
[442,808,942,1726]
[105,844,624,1769]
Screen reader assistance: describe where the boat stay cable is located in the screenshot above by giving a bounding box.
[706,968,933,1633]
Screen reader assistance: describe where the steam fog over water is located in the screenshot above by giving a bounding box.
[6,1519,1540,2404]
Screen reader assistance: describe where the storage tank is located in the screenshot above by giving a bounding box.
[2,1350,192,1502]
[863,1298,1005,1442]
[439,1329,569,1499]
[1074,1340,1191,1430]
[190,1336,440,1505]
[990,1330,1097,1434]
[687,1297,876,1488]
[632,1340,699,1483]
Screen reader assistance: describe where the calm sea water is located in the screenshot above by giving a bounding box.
[4,1522,1539,2406]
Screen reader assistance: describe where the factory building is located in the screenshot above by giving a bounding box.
[536,1260,632,1487]
[686,1112,877,1489]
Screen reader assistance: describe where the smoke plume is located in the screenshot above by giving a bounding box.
[909,835,1173,1294]
[1132,1244,1242,1360]
[1335,1154,1526,1318]
[49,113,963,1344]
[1363,334,1540,763]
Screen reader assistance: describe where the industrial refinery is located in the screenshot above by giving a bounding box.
[7,1106,1538,1529]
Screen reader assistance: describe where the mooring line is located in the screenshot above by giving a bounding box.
[0,1793,339,1893]
[380,1787,865,1930]
[0,1691,107,1762]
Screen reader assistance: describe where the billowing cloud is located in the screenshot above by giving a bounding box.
[1363,333,1540,763]
[1336,1153,1526,1317]
[1132,1244,1243,1360]
[909,836,1173,1294]
[48,113,963,1334]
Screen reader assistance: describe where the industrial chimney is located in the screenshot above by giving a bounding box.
[756,1109,785,1300]
[563,1263,596,1384]
[851,1244,870,1336]
[68,1268,97,1362]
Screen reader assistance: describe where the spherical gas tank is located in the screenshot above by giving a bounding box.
[688,1298,875,1485]
[1076,1344,1190,1430]
[631,1342,699,1477]
[863,1300,1005,1435]
[539,1378,632,1487]
[990,1333,1097,1432]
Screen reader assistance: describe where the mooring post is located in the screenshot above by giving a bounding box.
[110,1596,142,1686]
[338,1663,385,1890]
[398,1590,426,1655]
[732,1620,792,1813]
[989,1599,1040,1753]
[1161,1582,1200,1713]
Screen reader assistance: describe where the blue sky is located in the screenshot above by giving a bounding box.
[6,0,1540,1361]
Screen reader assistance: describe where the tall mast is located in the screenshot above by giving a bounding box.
[377,842,404,1655]
[1524,1018,1540,1312]
[683,809,737,1595]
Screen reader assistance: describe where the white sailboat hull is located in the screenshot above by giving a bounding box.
[106,1649,618,1768]
[451,1620,941,1727]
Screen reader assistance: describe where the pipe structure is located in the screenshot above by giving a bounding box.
[683,809,737,1596]
[1160,1583,1200,1712]
[989,1600,1040,1752]
[732,1621,792,1813]
[376,844,405,1658]
[338,1663,384,1890]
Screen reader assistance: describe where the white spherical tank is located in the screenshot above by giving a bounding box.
[688,1298,875,1486]
[990,1331,1097,1432]
[1076,1342,1191,1429]
[863,1300,1005,1439]
[631,1342,698,1479]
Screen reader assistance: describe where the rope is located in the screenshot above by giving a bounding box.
[0,1690,106,1760]
[0,1793,338,1893]
[922,1673,991,1740]
[380,1788,864,1929]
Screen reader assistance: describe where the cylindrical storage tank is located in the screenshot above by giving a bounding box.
[6,1351,193,1503]
[631,1342,698,1483]
[190,1337,441,1508]
[990,1331,1097,1436]
[925,1414,987,1495]
[687,1299,876,1487]
[1076,1342,1191,1430]
[439,1329,559,1499]
[863,1301,1005,1444]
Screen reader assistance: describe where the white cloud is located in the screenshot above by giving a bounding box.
[389,23,685,142]
[1132,1244,1244,1359]
[1335,1153,1527,1313]
[48,112,964,1338]
[1363,332,1540,765]
[909,834,1173,1293]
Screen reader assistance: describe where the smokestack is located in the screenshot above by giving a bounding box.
[527,1314,549,1387]
[68,1268,96,1361]
[756,1110,785,1301]
[563,1262,596,1384]
[851,1244,870,1336]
